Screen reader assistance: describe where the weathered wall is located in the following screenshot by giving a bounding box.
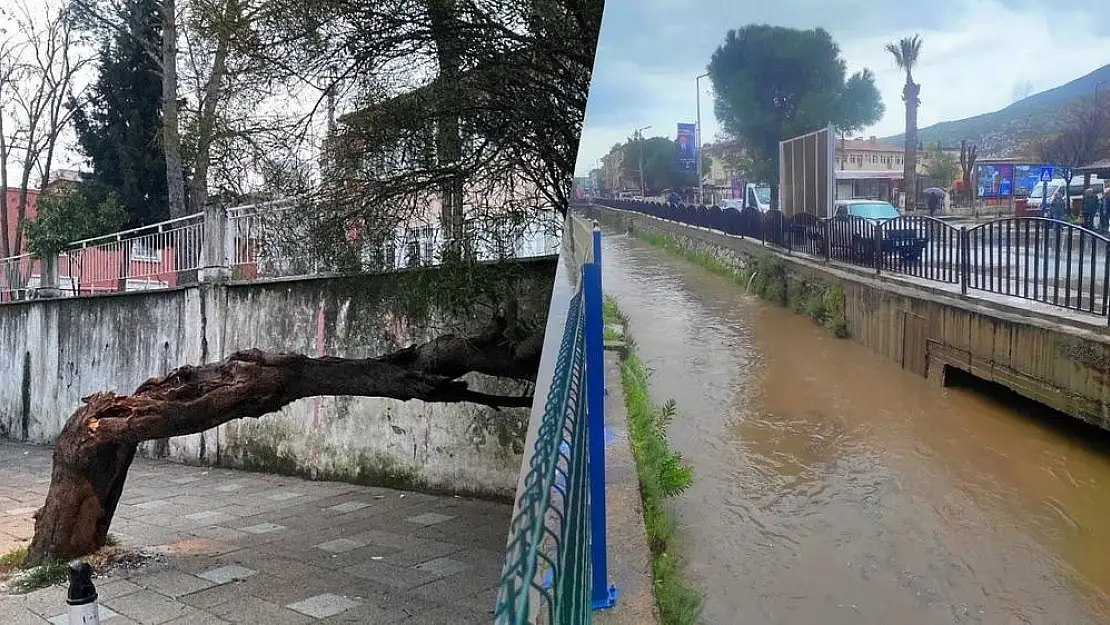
[585,204,1110,431]
[0,259,556,500]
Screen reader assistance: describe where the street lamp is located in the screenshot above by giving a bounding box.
[634,125,652,198]
[695,72,710,205]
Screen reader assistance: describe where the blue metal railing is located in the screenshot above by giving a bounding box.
[494,220,616,623]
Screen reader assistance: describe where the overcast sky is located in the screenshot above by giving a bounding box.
[575,0,1110,176]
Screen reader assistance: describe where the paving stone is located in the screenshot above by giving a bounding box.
[378,539,465,567]
[206,596,314,625]
[285,593,361,618]
[96,579,144,600]
[266,491,304,502]
[46,605,121,624]
[132,500,172,511]
[14,584,67,618]
[315,537,368,554]
[181,511,229,523]
[104,590,199,624]
[413,555,472,578]
[162,613,231,625]
[196,564,257,585]
[404,511,457,526]
[238,522,285,534]
[0,605,51,625]
[343,559,440,590]
[132,569,216,598]
[326,501,371,514]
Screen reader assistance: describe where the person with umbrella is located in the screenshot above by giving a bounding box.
[923,187,945,217]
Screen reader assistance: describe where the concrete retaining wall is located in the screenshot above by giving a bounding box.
[0,259,556,499]
[585,204,1110,432]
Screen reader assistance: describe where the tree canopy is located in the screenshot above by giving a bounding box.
[224,0,602,264]
[70,0,169,229]
[24,187,126,258]
[606,136,705,194]
[708,24,883,189]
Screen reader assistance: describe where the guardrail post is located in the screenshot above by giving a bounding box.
[873,223,882,276]
[960,226,969,295]
[38,254,61,299]
[583,224,617,611]
[823,220,831,262]
[200,204,231,284]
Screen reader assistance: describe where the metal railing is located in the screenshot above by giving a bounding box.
[225,202,562,280]
[597,199,1110,323]
[64,214,206,295]
[0,201,561,301]
[495,219,615,624]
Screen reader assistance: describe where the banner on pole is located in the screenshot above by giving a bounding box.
[676,123,696,173]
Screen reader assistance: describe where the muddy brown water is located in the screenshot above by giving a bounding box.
[599,230,1110,625]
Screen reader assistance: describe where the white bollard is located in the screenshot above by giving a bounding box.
[66,560,100,625]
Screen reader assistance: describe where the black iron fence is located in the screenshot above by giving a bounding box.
[594,198,1110,323]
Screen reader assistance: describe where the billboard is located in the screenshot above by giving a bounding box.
[1012,164,1051,197]
[976,164,1014,198]
[976,163,1052,198]
[779,126,835,217]
[676,123,696,173]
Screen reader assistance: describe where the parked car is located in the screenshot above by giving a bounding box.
[830,199,927,263]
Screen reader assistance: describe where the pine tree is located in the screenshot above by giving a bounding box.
[71,0,168,229]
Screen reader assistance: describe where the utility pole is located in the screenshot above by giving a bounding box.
[696,72,709,205]
[634,125,651,198]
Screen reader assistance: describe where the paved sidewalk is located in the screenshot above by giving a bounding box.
[0,441,509,624]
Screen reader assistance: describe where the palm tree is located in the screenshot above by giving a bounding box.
[886,35,923,211]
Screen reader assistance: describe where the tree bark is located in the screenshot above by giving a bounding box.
[26,319,537,566]
[903,80,920,212]
[162,0,188,219]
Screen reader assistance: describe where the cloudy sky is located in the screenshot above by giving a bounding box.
[575,0,1110,176]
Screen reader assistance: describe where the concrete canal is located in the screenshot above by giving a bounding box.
[601,229,1110,625]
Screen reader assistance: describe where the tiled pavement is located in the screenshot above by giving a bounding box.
[0,441,511,624]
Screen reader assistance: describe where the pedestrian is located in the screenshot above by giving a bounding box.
[1101,188,1110,234]
[1081,188,1099,230]
[926,191,940,217]
[1050,190,1067,222]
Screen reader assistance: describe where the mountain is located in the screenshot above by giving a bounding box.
[881,63,1110,156]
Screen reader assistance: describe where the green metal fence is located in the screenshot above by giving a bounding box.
[494,218,613,624]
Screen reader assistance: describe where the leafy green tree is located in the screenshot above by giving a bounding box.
[708,25,883,206]
[618,136,698,194]
[924,143,960,187]
[24,188,127,258]
[886,35,923,210]
[70,0,169,229]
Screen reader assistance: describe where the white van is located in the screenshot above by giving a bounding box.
[1027,177,1105,207]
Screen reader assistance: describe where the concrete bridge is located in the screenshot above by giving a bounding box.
[583,202,1110,432]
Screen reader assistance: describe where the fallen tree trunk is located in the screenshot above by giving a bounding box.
[26,321,537,566]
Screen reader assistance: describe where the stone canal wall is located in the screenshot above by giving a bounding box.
[0,259,555,499]
[584,204,1110,432]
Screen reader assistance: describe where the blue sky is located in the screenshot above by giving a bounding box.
[575,0,1110,176]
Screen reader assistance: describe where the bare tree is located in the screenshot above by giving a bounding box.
[0,0,89,259]
[959,139,978,207]
[1034,95,1110,199]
